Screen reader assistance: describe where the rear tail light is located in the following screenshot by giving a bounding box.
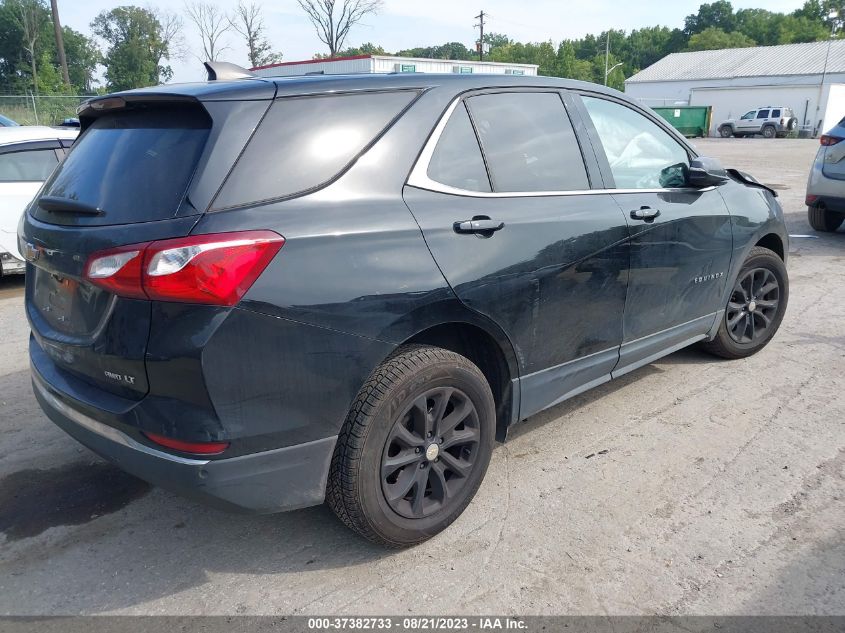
[820,135,844,146]
[143,431,230,455]
[84,231,284,305]
[806,194,819,205]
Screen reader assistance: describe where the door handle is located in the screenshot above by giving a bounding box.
[630,206,661,222]
[453,216,505,236]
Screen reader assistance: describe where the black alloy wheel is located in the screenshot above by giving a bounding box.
[381,387,480,519]
[725,267,781,344]
[327,345,495,547]
[700,246,788,360]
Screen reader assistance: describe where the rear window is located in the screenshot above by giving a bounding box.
[427,102,491,192]
[213,90,418,209]
[34,107,210,225]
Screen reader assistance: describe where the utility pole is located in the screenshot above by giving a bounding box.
[475,10,486,61]
[50,0,70,88]
[604,31,610,85]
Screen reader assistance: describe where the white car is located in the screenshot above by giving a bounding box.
[0,126,78,275]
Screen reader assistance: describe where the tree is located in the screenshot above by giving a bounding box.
[687,26,756,50]
[229,1,281,67]
[397,42,474,59]
[62,26,100,92]
[297,0,383,57]
[10,0,47,93]
[48,0,69,86]
[92,6,174,91]
[314,41,384,58]
[685,1,737,36]
[185,1,230,61]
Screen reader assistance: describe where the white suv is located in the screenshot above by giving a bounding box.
[0,126,78,275]
[718,106,799,139]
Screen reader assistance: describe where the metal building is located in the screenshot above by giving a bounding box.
[624,41,845,136]
[251,54,538,78]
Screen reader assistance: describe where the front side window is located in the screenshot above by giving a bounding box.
[756,110,771,119]
[465,92,589,192]
[427,102,491,192]
[215,90,418,209]
[582,96,690,189]
[0,148,58,182]
[741,111,756,120]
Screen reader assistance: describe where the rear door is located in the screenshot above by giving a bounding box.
[404,90,630,418]
[576,94,733,375]
[21,102,220,400]
[0,141,60,260]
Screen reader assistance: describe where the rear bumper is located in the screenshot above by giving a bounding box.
[808,195,845,213]
[31,365,337,513]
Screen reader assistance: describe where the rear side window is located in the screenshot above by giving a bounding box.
[214,90,417,209]
[0,148,57,182]
[756,110,770,119]
[427,102,491,192]
[35,107,210,225]
[772,109,781,118]
[465,92,589,192]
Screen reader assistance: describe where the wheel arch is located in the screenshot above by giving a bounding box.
[398,316,520,443]
[755,233,785,260]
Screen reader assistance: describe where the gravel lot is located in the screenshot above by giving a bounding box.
[0,138,842,616]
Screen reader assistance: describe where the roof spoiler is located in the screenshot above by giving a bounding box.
[204,61,257,81]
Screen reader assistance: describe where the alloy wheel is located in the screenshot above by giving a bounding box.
[726,267,780,344]
[381,387,480,519]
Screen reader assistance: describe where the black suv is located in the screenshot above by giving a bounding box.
[20,71,789,547]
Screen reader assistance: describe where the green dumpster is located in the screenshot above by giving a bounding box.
[652,106,712,138]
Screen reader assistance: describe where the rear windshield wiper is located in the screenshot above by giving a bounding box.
[38,196,104,215]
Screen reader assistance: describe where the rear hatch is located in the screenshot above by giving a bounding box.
[21,88,273,399]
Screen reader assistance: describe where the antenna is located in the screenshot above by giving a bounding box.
[474,10,486,61]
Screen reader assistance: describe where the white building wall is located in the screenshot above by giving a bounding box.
[253,56,537,78]
[625,73,845,136]
[370,56,537,76]
[253,58,374,77]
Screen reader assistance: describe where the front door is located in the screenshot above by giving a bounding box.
[404,90,630,419]
[576,94,734,374]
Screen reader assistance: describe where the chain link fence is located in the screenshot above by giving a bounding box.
[0,95,95,126]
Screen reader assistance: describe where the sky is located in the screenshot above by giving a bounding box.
[58,0,808,85]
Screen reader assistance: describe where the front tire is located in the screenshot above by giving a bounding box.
[808,205,844,232]
[701,247,788,360]
[327,345,496,547]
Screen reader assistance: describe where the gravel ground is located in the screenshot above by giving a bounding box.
[0,138,842,616]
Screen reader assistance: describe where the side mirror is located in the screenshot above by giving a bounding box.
[688,156,729,188]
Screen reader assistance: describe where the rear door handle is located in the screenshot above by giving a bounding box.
[453,216,505,235]
[630,206,661,222]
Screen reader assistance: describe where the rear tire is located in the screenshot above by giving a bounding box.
[762,125,776,139]
[327,344,496,548]
[719,126,733,138]
[700,247,788,360]
[808,205,844,232]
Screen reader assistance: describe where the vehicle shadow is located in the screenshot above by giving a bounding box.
[0,274,25,300]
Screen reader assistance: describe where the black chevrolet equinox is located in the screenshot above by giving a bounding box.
[20,68,789,546]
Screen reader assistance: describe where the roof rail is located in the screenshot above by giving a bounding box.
[204,61,256,81]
